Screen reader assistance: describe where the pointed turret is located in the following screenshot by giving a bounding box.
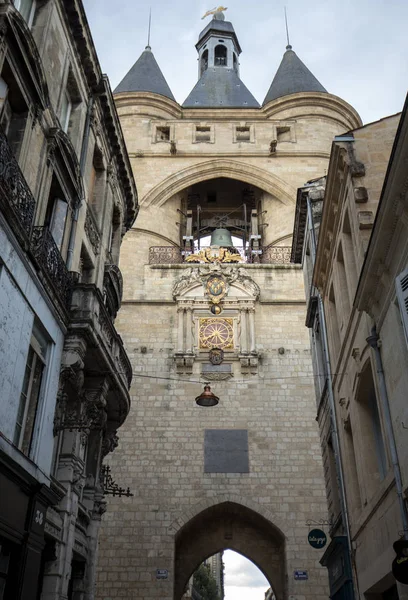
[263,45,327,105]
[114,46,176,101]
[182,13,259,108]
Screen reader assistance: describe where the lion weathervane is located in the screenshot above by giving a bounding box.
[201,6,228,19]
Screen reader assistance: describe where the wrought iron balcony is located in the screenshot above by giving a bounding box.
[31,227,73,308]
[70,285,132,393]
[0,129,36,245]
[149,245,292,265]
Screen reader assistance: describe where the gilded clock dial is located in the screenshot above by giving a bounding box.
[199,318,234,350]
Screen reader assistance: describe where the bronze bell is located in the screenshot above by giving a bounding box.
[210,228,233,248]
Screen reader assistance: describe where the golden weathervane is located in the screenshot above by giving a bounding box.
[201,6,228,19]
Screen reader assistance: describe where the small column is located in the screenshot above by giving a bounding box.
[248,307,256,353]
[177,307,184,353]
[186,306,193,353]
[240,307,248,354]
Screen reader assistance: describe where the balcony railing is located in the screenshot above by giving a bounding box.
[70,285,133,392]
[149,245,292,265]
[0,130,36,245]
[31,227,73,308]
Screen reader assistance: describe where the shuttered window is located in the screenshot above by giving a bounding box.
[396,267,408,348]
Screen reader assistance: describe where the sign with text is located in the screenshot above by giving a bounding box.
[156,569,169,580]
[294,570,308,581]
[308,528,327,549]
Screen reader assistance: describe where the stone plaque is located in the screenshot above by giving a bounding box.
[204,429,249,473]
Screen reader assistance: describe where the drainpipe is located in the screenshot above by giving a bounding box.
[66,95,94,270]
[367,327,408,540]
[306,195,358,599]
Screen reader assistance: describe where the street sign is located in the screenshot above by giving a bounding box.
[308,528,327,549]
[294,570,308,580]
[156,569,169,580]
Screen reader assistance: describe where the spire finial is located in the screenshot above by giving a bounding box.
[146,8,152,50]
[284,7,292,50]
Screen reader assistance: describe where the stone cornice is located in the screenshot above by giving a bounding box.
[355,97,408,316]
[313,142,349,294]
[262,92,362,131]
[114,91,182,119]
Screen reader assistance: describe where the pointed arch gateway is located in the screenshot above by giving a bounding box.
[173,501,286,600]
[141,159,296,207]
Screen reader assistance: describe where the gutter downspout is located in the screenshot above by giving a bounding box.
[66,95,94,271]
[306,195,358,600]
[367,327,408,540]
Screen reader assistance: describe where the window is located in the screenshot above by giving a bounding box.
[59,90,72,133]
[276,125,292,142]
[355,361,387,501]
[233,53,238,74]
[214,45,227,66]
[0,61,29,161]
[44,174,72,257]
[14,322,48,456]
[233,124,254,144]
[156,126,170,142]
[236,126,250,142]
[200,50,209,76]
[88,145,105,224]
[396,267,408,349]
[14,0,36,27]
[195,125,211,143]
[59,68,82,149]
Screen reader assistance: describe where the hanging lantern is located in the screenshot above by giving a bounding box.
[195,384,219,407]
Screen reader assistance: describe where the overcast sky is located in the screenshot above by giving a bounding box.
[224,550,269,600]
[83,0,408,124]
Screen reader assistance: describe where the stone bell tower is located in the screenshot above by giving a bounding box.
[96,9,361,600]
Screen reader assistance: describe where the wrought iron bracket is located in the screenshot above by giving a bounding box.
[305,519,333,527]
[101,465,134,497]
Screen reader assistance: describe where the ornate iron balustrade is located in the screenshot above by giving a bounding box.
[149,245,293,265]
[261,246,292,264]
[31,227,73,307]
[149,246,183,264]
[0,130,36,245]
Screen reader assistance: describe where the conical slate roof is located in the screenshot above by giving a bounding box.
[182,68,259,108]
[263,45,327,105]
[114,46,175,101]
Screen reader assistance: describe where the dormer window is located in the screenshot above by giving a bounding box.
[201,50,209,76]
[214,45,227,67]
[233,53,238,74]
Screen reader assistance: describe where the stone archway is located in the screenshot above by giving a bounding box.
[141,158,297,207]
[174,501,286,600]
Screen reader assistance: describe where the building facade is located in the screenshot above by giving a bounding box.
[0,0,138,598]
[96,10,361,600]
[292,102,408,598]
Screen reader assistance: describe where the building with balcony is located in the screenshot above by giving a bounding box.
[0,0,138,598]
[292,99,408,598]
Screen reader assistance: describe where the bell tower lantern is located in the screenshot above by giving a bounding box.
[196,11,241,77]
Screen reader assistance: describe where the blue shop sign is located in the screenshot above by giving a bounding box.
[308,528,327,549]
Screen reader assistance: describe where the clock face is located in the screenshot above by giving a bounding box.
[199,318,234,350]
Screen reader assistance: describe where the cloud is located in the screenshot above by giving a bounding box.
[223,550,270,596]
[83,0,408,124]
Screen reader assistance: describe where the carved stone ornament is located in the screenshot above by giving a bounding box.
[172,263,260,300]
[185,247,242,264]
[209,348,224,365]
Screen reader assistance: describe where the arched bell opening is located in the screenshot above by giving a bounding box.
[174,502,285,600]
[214,44,227,67]
[179,177,266,262]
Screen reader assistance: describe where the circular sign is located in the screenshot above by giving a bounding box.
[392,540,408,584]
[308,529,327,549]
